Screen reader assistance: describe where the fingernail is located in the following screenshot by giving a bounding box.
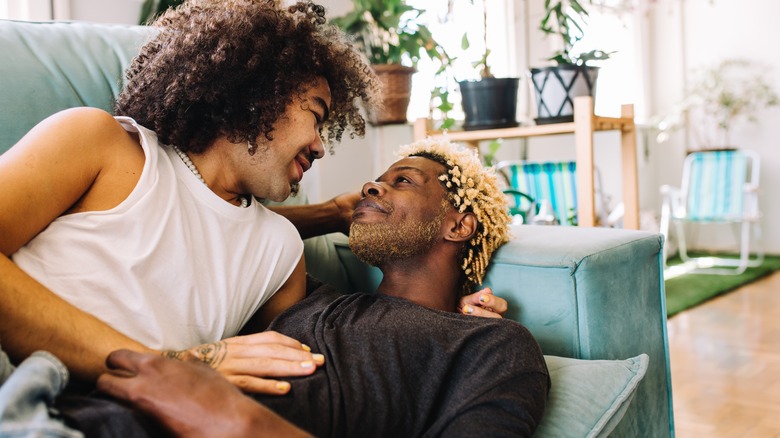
[313,354,325,365]
[464,305,474,314]
[479,295,489,303]
[301,360,314,369]
[301,344,311,352]
[276,381,291,392]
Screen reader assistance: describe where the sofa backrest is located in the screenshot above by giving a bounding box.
[0,20,154,153]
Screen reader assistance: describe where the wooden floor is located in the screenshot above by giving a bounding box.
[668,270,780,437]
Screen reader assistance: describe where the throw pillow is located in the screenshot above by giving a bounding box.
[533,354,649,438]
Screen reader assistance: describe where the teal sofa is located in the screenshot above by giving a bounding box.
[0,20,674,437]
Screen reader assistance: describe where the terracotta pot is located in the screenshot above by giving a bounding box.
[371,64,416,125]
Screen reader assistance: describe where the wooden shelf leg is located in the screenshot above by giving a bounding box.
[621,104,640,230]
[413,118,428,141]
[574,97,596,227]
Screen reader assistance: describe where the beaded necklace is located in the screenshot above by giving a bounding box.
[172,146,249,208]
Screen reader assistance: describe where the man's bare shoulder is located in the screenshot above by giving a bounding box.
[43,107,128,143]
[7,107,134,160]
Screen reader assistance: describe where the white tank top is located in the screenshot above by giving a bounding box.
[12,117,304,350]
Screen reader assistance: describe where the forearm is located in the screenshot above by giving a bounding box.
[0,255,153,382]
[267,200,342,240]
[235,400,313,438]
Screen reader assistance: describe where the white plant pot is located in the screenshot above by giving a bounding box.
[529,65,599,124]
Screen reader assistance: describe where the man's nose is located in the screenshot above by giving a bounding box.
[310,135,325,160]
[361,181,386,197]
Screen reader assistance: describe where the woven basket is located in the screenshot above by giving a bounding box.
[371,64,416,125]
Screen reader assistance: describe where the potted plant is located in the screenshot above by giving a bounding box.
[653,59,779,151]
[529,0,611,124]
[139,0,184,24]
[457,0,521,131]
[331,0,451,125]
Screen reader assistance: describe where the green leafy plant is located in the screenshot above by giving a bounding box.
[459,0,493,79]
[330,0,450,68]
[653,59,779,148]
[331,0,456,127]
[139,0,184,25]
[540,0,611,65]
[481,139,502,167]
[430,85,456,130]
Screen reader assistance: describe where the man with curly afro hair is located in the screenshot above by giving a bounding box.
[1,0,387,396]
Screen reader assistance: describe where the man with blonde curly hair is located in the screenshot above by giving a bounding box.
[89,138,549,437]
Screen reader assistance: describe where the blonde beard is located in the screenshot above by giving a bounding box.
[349,201,448,267]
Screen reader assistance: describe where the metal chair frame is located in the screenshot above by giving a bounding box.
[659,149,764,275]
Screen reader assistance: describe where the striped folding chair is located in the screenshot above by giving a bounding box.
[495,160,609,226]
[659,149,763,275]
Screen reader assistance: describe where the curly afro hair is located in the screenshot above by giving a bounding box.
[115,0,379,154]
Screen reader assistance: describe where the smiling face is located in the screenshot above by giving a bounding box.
[349,157,453,267]
[244,77,331,202]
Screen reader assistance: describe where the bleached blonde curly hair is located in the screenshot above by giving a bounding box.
[398,138,511,291]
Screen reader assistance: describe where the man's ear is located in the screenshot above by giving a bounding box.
[444,212,477,243]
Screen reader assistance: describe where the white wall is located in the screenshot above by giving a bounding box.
[648,0,780,253]
[1,0,53,20]
[57,0,142,23]
[57,0,780,252]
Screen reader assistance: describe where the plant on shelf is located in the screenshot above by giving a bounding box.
[529,0,612,124]
[331,0,452,125]
[540,0,611,67]
[457,0,521,131]
[460,0,492,80]
[653,59,779,151]
[138,0,184,24]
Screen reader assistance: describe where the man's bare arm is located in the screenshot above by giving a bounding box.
[0,109,321,391]
[98,349,313,438]
[267,191,360,239]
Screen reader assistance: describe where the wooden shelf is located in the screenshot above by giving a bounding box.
[413,96,639,230]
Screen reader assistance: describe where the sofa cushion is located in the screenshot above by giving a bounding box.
[534,354,649,438]
[0,20,154,153]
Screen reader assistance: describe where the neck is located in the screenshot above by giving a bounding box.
[375,253,463,312]
[178,142,248,207]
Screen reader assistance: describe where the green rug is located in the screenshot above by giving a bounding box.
[665,253,780,318]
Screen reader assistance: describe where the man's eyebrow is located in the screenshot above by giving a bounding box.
[387,166,430,181]
[312,96,330,122]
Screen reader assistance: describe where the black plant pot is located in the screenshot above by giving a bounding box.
[459,77,520,131]
[529,65,599,125]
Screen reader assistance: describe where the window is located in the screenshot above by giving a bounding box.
[1,0,12,19]
[403,0,647,123]
[405,0,513,123]
[574,3,647,119]
[0,0,56,20]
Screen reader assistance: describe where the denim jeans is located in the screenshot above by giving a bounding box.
[0,347,83,438]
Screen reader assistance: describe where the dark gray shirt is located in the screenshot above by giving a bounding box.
[254,280,550,437]
[55,280,549,438]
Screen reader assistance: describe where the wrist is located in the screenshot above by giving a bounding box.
[236,399,311,438]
